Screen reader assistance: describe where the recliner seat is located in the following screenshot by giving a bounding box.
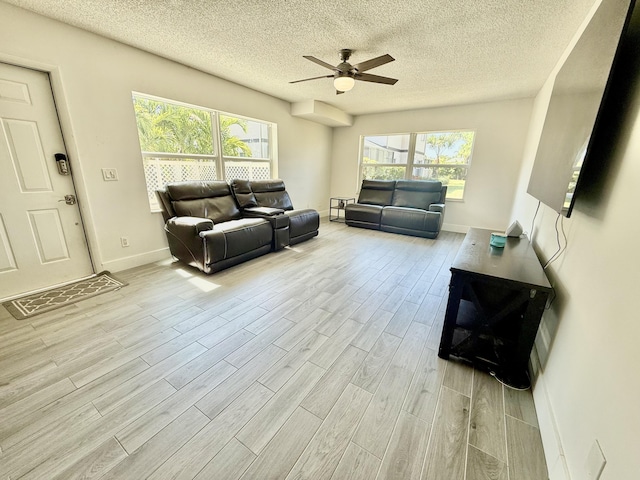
[342,180,395,230]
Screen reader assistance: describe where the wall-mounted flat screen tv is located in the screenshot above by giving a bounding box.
[527,0,636,217]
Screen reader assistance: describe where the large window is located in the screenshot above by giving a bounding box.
[132,94,275,210]
[361,131,475,199]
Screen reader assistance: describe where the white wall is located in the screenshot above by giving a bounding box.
[7,4,638,476]
[510,1,640,478]
[329,98,533,232]
[0,2,332,272]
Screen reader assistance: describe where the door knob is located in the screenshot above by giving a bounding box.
[58,194,77,205]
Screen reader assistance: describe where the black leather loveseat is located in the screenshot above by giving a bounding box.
[156,179,319,273]
[345,180,446,238]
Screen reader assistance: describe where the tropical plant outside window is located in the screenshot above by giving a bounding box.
[361,131,475,199]
[132,94,274,210]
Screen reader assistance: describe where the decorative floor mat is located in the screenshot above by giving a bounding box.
[3,272,127,320]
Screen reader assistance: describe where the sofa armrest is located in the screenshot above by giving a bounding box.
[425,207,444,233]
[163,217,213,272]
[243,206,285,217]
[428,203,445,214]
[166,216,214,235]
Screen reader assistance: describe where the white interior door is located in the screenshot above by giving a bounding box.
[0,63,93,300]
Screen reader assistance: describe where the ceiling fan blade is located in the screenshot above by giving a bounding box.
[303,56,337,71]
[353,54,395,72]
[336,90,344,95]
[289,74,334,84]
[355,72,398,85]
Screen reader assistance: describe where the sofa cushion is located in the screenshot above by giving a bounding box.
[391,180,443,209]
[357,180,396,206]
[167,181,241,223]
[250,180,294,210]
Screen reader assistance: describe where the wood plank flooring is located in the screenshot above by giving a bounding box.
[0,219,548,479]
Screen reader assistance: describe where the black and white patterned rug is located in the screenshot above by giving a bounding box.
[3,272,127,320]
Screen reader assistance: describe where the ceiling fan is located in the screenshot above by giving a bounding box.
[290,49,398,94]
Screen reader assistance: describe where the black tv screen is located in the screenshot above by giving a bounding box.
[527,0,636,217]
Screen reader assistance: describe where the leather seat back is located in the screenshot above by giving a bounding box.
[357,180,396,206]
[166,181,241,223]
[250,180,294,210]
[392,180,443,209]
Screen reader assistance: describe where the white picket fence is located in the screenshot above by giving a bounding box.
[143,157,271,210]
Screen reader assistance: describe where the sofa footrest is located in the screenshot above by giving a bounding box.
[381,206,441,232]
[201,218,273,264]
[344,203,383,228]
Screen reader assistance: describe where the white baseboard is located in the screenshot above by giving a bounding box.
[441,223,469,233]
[100,247,171,273]
[532,350,571,480]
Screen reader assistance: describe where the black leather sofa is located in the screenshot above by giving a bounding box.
[156,179,319,273]
[345,180,446,238]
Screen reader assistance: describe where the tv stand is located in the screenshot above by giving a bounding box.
[438,228,552,389]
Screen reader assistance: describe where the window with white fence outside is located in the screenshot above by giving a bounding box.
[132,94,275,211]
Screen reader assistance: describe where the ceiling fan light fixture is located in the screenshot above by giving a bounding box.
[334,75,355,92]
[292,50,397,92]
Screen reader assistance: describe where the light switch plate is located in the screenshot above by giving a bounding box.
[102,168,118,181]
[586,440,606,480]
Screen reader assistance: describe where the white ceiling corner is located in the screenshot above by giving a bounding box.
[2,0,598,117]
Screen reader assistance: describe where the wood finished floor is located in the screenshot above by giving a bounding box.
[0,219,548,480]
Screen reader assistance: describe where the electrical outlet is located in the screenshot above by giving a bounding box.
[102,168,118,181]
[120,237,129,248]
[585,440,606,480]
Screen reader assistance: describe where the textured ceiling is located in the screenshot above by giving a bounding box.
[3,0,598,115]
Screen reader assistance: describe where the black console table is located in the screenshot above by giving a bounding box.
[438,228,552,389]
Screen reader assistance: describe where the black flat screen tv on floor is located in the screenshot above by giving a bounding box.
[527,0,637,217]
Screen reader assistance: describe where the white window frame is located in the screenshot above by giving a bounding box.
[132,92,277,211]
[358,130,475,201]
